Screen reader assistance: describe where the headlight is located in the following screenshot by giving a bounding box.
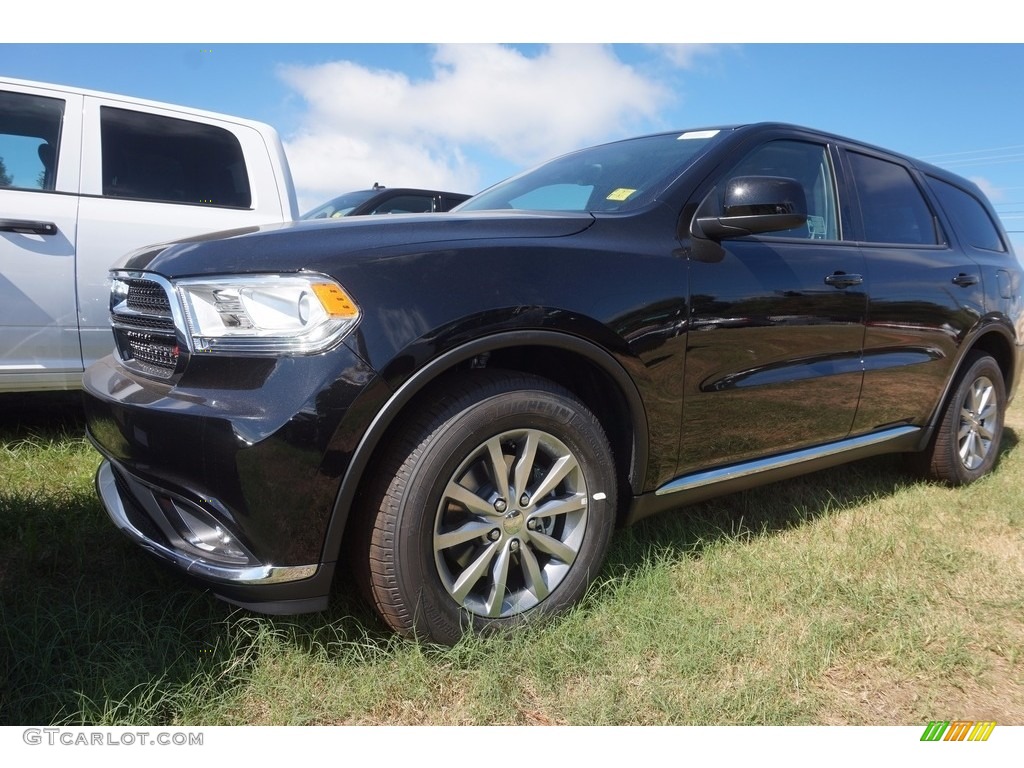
[176,274,359,355]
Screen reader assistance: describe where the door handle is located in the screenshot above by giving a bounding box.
[952,273,979,288]
[824,272,864,289]
[0,219,58,236]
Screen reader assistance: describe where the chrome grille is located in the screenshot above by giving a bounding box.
[122,331,180,375]
[111,313,176,332]
[110,274,183,379]
[126,279,172,313]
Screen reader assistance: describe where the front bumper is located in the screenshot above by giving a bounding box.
[83,342,385,614]
[96,460,318,586]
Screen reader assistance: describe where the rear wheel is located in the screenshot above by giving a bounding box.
[359,371,617,645]
[918,352,1005,485]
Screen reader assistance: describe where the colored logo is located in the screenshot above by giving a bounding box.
[921,721,996,741]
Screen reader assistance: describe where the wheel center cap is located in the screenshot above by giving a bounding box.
[502,509,524,536]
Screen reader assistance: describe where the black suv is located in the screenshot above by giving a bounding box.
[83,123,1024,645]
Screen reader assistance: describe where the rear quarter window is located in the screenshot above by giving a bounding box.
[927,176,1006,253]
[100,106,251,208]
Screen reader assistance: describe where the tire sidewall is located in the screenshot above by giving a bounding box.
[391,385,616,644]
[943,355,1005,485]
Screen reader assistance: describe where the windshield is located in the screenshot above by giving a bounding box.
[302,190,379,219]
[458,129,727,214]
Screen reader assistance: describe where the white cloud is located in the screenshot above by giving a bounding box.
[969,175,1003,202]
[279,44,679,211]
[648,44,722,68]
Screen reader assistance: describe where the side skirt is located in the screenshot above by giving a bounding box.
[626,425,924,525]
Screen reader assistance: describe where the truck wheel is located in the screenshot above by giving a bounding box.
[360,371,617,645]
[919,352,1005,485]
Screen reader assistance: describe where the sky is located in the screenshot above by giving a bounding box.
[3,5,1023,251]
[2,7,1024,757]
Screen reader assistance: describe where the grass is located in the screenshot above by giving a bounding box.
[1,391,1021,725]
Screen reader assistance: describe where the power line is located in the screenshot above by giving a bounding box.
[937,153,1024,169]
[921,144,1024,160]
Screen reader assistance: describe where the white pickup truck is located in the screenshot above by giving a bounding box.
[0,77,299,392]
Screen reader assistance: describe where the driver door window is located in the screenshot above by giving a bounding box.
[729,140,840,240]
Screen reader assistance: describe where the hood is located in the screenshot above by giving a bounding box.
[113,210,595,278]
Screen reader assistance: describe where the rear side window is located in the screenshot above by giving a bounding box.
[848,151,939,246]
[0,90,64,192]
[927,176,1005,252]
[101,107,251,208]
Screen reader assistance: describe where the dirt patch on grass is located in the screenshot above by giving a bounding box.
[817,648,1023,725]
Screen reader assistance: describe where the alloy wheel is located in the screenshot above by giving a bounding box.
[432,428,589,618]
[958,375,997,470]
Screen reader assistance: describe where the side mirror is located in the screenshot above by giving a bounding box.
[693,176,808,240]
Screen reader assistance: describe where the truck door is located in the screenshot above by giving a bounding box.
[0,84,83,391]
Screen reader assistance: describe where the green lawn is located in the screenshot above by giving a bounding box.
[1,391,1021,725]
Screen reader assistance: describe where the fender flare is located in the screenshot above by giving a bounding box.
[319,329,650,565]
[918,316,1020,448]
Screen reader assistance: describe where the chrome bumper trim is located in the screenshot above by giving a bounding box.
[96,461,318,585]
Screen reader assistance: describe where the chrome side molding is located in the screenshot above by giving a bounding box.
[656,425,921,496]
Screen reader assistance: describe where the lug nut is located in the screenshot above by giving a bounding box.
[519,494,530,507]
[526,519,538,531]
[488,529,501,542]
[494,498,507,513]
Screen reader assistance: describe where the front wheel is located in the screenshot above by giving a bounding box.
[917,352,1006,485]
[359,371,617,645]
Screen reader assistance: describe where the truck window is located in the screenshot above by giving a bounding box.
[0,90,64,192]
[100,106,252,208]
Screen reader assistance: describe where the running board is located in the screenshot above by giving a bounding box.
[627,425,923,524]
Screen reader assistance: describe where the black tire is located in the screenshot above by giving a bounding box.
[357,370,617,645]
[917,352,1005,485]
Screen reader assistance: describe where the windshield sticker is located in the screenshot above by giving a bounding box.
[678,130,721,140]
[606,188,637,201]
